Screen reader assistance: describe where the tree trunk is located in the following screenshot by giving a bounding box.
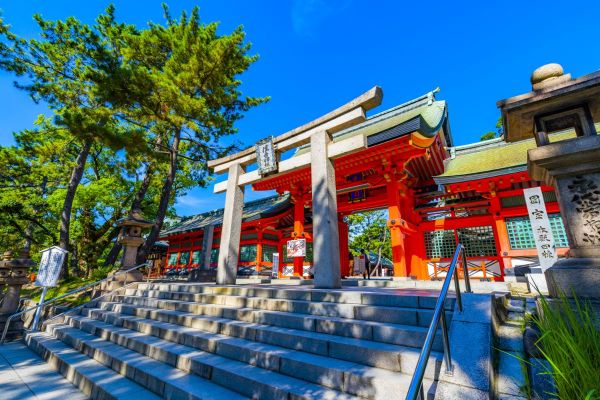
[137,131,180,264]
[104,163,154,266]
[59,141,92,279]
[24,176,48,253]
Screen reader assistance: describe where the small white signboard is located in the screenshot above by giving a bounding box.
[255,136,278,176]
[35,246,68,287]
[353,256,364,274]
[523,187,558,271]
[286,239,306,258]
[271,253,280,278]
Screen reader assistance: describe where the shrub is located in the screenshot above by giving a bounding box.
[533,291,600,399]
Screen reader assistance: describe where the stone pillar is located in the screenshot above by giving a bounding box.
[310,130,341,289]
[200,224,215,269]
[528,134,600,297]
[217,163,245,285]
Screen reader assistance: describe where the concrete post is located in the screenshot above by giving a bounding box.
[200,225,215,269]
[310,130,341,288]
[217,163,245,285]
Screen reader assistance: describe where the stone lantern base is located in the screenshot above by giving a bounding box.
[529,135,600,298]
[544,258,600,298]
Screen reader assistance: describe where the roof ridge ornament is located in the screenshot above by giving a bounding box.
[427,87,441,106]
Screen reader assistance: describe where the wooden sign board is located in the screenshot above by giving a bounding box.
[272,253,280,278]
[35,246,68,287]
[286,239,306,258]
[523,187,558,271]
[255,136,278,176]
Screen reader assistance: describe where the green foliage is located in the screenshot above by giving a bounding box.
[480,116,504,141]
[533,290,600,399]
[0,5,267,279]
[346,210,391,260]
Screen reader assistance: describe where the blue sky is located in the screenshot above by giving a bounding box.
[1,1,600,216]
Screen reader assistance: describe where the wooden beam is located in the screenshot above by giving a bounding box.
[208,86,382,171]
[213,133,367,193]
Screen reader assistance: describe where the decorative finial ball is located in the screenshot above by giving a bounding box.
[531,63,564,85]
[3,251,13,261]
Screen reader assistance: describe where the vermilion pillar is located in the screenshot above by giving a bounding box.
[490,195,509,281]
[293,197,305,277]
[338,215,350,277]
[387,178,408,277]
[256,229,263,272]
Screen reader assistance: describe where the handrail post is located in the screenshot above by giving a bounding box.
[440,308,453,375]
[461,248,472,293]
[1,261,148,345]
[452,261,462,313]
[30,286,48,332]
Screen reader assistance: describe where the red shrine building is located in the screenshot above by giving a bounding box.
[160,65,600,282]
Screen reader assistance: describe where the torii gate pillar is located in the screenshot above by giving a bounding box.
[311,130,341,288]
[217,163,245,284]
[207,86,383,287]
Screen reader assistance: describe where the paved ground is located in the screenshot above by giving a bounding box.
[0,341,88,400]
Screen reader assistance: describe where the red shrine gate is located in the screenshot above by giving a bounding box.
[161,89,570,282]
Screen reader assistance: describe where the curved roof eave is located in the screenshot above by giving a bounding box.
[433,164,528,185]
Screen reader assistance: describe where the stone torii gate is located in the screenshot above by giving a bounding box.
[207,87,383,288]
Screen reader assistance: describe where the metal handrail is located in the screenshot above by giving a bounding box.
[406,243,472,400]
[41,279,141,331]
[0,262,149,344]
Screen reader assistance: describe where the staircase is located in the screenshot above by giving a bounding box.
[23,282,456,399]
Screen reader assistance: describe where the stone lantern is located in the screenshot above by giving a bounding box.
[499,63,600,297]
[114,209,154,281]
[0,250,35,338]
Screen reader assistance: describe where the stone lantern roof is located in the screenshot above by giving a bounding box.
[117,209,154,228]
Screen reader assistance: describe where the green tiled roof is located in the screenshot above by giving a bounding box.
[160,194,291,237]
[295,90,449,156]
[434,128,587,184]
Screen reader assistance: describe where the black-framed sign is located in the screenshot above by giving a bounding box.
[255,136,278,176]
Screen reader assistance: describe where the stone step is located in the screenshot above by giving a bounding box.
[125,288,453,324]
[96,300,444,375]
[0,341,88,400]
[74,308,439,399]
[49,320,357,400]
[43,323,254,400]
[107,295,444,350]
[114,293,452,331]
[24,332,162,400]
[133,283,455,310]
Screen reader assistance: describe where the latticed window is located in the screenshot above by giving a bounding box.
[425,230,456,258]
[210,248,219,265]
[191,250,201,265]
[167,252,178,266]
[179,251,190,265]
[457,226,497,257]
[505,214,569,249]
[262,245,278,262]
[425,226,497,258]
[240,245,257,262]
